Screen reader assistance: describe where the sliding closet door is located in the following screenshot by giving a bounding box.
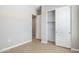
[56,7,71,48]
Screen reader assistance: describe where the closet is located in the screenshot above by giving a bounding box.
[47,6,71,48]
[48,10,55,42]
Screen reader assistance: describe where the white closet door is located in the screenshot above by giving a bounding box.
[56,7,71,48]
[36,15,41,39]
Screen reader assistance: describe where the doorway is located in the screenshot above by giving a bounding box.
[32,15,36,39]
[48,10,55,43]
[32,14,41,43]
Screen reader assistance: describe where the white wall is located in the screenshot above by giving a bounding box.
[71,6,79,51]
[0,6,37,51]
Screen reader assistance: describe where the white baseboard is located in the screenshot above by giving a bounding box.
[41,40,48,44]
[0,40,32,53]
[71,48,79,52]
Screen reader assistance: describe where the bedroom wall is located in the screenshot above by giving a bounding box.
[71,5,79,52]
[0,5,37,51]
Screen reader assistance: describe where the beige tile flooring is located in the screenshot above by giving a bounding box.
[3,37,71,53]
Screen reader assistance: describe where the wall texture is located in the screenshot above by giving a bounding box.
[0,5,37,51]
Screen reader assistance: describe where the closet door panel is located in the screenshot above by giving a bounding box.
[56,7,71,48]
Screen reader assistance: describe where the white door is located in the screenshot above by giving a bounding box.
[36,15,41,39]
[56,7,71,48]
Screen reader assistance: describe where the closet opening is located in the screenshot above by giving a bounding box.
[47,10,56,44]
